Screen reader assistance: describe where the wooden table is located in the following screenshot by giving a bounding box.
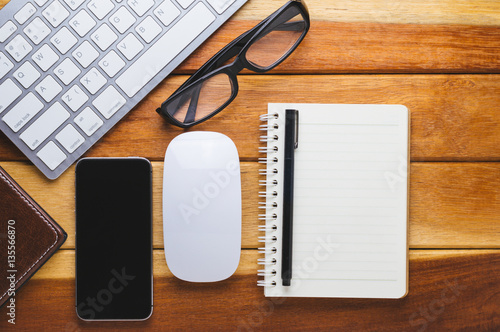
[1,0,499,330]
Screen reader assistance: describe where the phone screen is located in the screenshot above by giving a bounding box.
[75,158,152,320]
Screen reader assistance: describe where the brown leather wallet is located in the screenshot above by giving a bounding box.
[0,166,67,308]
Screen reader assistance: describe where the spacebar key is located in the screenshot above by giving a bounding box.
[116,3,216,98]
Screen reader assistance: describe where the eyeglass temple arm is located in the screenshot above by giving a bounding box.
[184,28,256,85]
[260,6,307,33]
[183,84,201,124]
[273,20,306,32]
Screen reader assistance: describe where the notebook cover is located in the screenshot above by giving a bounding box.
[0,166,67,308]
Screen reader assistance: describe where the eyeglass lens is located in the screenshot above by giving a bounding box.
[246,6,306,70]
[167,72,233,124]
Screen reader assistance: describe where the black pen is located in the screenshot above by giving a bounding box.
[282,109,298,286]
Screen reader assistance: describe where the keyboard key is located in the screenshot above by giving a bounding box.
[56,124,85,153]
[93,86,126,119]
[50,27,78,54]
[117,33,144,60]
[0,79,22,114]
[136,16,162,43]
[24,17,51,45]
[63,0,86,11]
[2,93,44,133]
[207,0,236,14]
[91,24,118,51]
[35,75,62,102]
[116,3,215,97]
[177,0,195,9]
[154,0,180,26]
[99,50,125,77]
[0,21,17,43]
[88,0,115,20]
[54,58,81,85]
[0,51,14,79]
[35,0,50,6]
[20,102,70,150]
[109,6,136,34]
[73,41,99,68]
[37,141,67,170]
[80,67,106,94]
[14,3,37,25]
[128,0,155,17]
[69,9,97,37]
[75,107,103,136]
[6,35,33,62]
[62,85,88,112]
[13,61,41,88]
[43,1,70,28]
[32,44,59,71]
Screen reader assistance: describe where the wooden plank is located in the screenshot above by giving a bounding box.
[2,75,499,161]
[410,162,500,248]
[1,161,498,249]
[3,0,500,25]
[0,249,498,331]
[231,0,500,26]
[1,2,500,74]
[181,21,500,75]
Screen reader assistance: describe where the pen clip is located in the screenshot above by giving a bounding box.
[293,109,299,149]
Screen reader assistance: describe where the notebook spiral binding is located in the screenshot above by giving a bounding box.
[257,113,280,287]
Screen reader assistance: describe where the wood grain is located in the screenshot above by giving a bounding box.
[230,0,500,26]
[2,1,500,75]
[1,161,498,249]
[2,0,500,25]
[0,250,498,331]
[181,21,500,75]
[410,162,500,248]
[3,0,500,26]
[2,75,499,162]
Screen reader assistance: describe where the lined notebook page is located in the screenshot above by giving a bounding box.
[264,103,408,298]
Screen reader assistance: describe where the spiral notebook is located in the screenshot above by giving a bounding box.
[258,103,409,298]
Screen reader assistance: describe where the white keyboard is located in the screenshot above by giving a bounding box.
[0,0,247,179]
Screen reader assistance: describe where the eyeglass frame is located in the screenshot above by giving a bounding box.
[156,0,310,128]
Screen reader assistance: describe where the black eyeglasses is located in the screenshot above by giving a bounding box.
[156,0,310,128]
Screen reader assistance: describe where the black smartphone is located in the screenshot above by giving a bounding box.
[75,157,153,321]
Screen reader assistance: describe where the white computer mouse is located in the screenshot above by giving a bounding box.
[163,131,241,282]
